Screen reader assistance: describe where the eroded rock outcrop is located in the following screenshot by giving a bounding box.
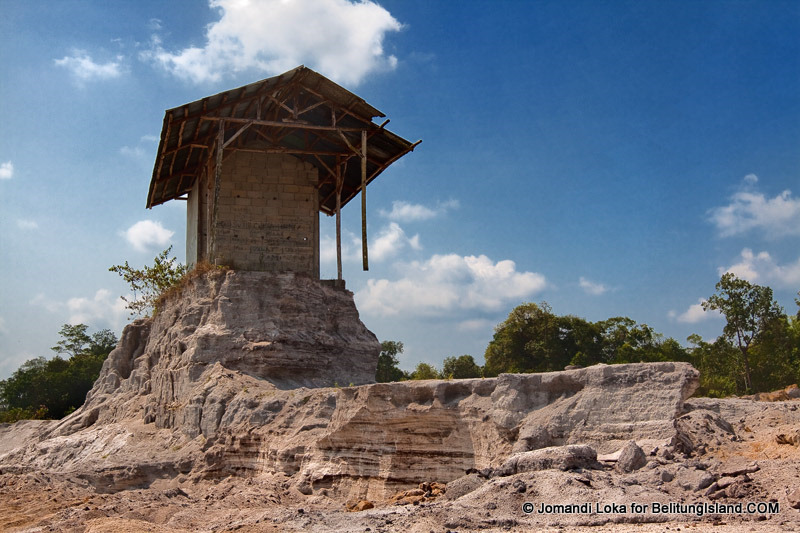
[54,269,380,438]
[0,271,701,502]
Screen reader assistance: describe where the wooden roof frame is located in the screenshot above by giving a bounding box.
[146,65,421,215]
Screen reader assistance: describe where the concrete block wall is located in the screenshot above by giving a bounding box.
[211,151,319,276]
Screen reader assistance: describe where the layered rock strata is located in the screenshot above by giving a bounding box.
[0,270,700,502]
[54,269,380,438]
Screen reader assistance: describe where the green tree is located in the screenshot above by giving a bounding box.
[109,246,187,316]
[442,355,482,379]
[484,302,563,376]
[376,341,407,382]
[51,323,91,358]
[0,357,49,415]
[87,329,118,356]
[409,362,441,380]
[687,334,741,397]
[595,317,681,364]
[0,324,117,421]
[485,303,691,376]
[795,290,800,319]
[702,273,784,393]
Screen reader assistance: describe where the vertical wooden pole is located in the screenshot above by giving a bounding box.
[211,119,224,265]
[361,129,369,271]
[335,156,343,282]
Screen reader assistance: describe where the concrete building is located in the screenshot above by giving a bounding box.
[147,66,419,280]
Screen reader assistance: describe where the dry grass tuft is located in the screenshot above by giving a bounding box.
[155,261,230,312]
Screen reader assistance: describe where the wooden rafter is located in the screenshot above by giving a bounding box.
[361,129,368,271]
[148,66,420,213]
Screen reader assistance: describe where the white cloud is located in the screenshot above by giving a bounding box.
[145,0,402,86]
[0,161,13,180]
[579,276,608,296]
[321,222,420,265]
[30,293,63,313]
[356,254,547,317]
[124,220,174,252]
[743,173,759,185]
[720,248,800,288]
[30,290,128,332]
[320,230,362,266]
[120,145,146,159]
[16,219,38,230]
[121,135,158,159]
[371,222,421,261]
[54,50,124,82]
[380,199,460,222]
[708,175,800,238]
[670,298,722,324]
[66,289,128,328]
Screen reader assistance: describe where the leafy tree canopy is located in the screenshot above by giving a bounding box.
[483,302,688,377]
[376,341,407,383]
[442,355,482,379]
[409,362,441,380]
[0,324,117,422]
[482,275,798,398]
[702,273,785,393]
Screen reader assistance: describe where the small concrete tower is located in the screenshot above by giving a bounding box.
[147,66,420,280]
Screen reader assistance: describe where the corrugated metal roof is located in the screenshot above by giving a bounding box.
[147,65,419,214]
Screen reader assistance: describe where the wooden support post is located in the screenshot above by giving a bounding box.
[335,157,343,282]
[211,119,224,264]
[361,129,369,271]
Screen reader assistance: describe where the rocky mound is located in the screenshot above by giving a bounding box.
[1,271,797,531]
[54,269,381,439]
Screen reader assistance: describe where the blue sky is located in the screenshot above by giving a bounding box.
[1,0,798,378]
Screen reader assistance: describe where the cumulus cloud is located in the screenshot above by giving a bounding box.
[124,220,174,252]
[380,199,460,222]
[708,175,800,238]
[30,293,63,313]
[30,289,129,330]
[320,230,361,266]
[579,276,608,296]
[30,290,128,331]
[321,222,420,266]
[66,289,128,329]
[145,0,402,86]
[0,161,13,180]
[54,50,124,82]
[720,248,800,288]
[669,298,722,324]
[371,222,421,261]
[356,254,547,317]
[121,134,158,160]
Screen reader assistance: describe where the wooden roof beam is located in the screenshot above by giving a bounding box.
[201,115,366,132]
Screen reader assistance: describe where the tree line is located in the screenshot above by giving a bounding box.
[378,274,800,397]
[2,273,796,422]
[0,324,117,422]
